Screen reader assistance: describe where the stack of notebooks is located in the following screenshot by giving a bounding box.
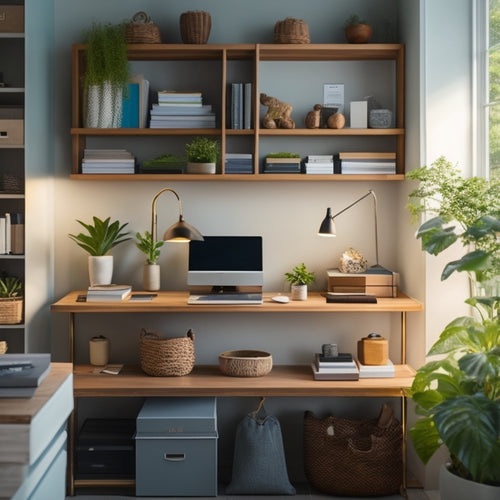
[334,152,396,175]
[263,157,302,174]
[304,154,334,174]
[311,352,359,380]
[87,284,132,302]
[225,153,253,174]
[0,353,51,397]
[81,149,136,174]
[150,91,216,129]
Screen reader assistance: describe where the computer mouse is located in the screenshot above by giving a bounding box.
[272,295,290,303]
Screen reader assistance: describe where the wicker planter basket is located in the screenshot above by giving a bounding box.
[0,298,23,324]
[274,17,310,44]
[125,11,161,44]
[219,350,273,377]
[140,329,195,376]
[180,11,211,44]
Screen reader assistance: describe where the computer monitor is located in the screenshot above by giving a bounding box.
[187,236,263,291]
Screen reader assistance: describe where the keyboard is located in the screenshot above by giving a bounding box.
[187,293,263,305]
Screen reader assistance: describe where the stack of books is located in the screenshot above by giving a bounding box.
[0,212,23,254]
[311,352,360,380]
[304,154,335,174]
[81,149,136,174]
[225,153,253,174]
[0,353,51,397]
[263,157,302,174]
[230,82,252,130]
[87,284,132,302]
[334,152,396,175]
[150,91,216,128]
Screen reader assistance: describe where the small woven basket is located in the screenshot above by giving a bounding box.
[125,11,161,44]
[140,328,195,376]
[219,350,273,377]
[180,11,211,44]
[274,17,310,44]
[0,298,23,324]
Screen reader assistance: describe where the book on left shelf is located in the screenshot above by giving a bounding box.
[0,353,51,397]
[86,284,132,302]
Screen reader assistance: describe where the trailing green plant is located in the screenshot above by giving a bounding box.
[344,14,367,27]
[285,263,315,286]
[83,21,129,90]
[185,136,219,163]
[266,152,300,158]
[406,157,500,486]
[68,216,131,256]
[0,276,23,298]
[136,231,164,265]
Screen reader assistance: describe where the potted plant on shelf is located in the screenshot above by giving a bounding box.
[136,230,164,291]
[185,136,219,174]
[0,275,23,325]
[68,216,131,286]
[83,21,130,128]
[285,263,315,300]
[344,14,373,44]
[406,157,500,500]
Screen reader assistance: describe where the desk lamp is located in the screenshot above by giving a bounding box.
[151,187,204,243]
[318,189,383,269]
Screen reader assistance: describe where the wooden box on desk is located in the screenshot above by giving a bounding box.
[327,268,399,298]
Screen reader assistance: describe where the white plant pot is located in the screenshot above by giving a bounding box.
[85,85,101,128]
[85,81,122,129]
[440,463,500,500]
[143,264,160,291]
[291,284,307,301]
[88,255,113,286]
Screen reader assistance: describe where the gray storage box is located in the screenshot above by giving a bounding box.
[136,397,218,497]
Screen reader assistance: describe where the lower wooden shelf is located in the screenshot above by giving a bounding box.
[73,363,415,398]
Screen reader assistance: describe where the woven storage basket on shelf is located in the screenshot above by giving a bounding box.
[125,11,161,44]
[219,350,273,377]
[140,328,195,376]
[0,298,23,324]
[180,11,211,44]
[274,17,310,44]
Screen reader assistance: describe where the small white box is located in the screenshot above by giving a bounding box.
[350,101,368,128]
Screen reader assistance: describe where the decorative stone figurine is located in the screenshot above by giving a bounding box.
[305,104,322,128]
[260,93,295,129]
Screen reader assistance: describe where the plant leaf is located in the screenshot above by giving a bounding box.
[416,217,458,255]
[409,417,442,464]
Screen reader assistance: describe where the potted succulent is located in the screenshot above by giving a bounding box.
[68,216,131,286]
[185,136,219,174]
[285,262,315,300]
[136,231,164,291]
[344,14,373,44]
[83,22,130,127]
[0,275,23,324]
[406,157,500,500]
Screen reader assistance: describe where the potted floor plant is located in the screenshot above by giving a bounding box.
[136,231,164,291]
[185,136,219,174]
[285,262,315,300]
[406,157,500,500]
[83,22,130,128]
[69,216,131,286]
[0,275,23,324]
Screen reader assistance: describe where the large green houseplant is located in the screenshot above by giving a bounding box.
[406,157,500,497]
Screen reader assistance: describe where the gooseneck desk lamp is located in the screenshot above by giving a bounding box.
[150,187,204,243]
[318,189,383,270]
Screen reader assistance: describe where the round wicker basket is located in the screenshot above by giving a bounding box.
[125,11,161,44]
[180,11,211,44]
[274,17,310,44]
[219,350,273,377]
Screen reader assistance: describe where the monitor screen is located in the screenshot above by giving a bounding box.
[188,236,263,287]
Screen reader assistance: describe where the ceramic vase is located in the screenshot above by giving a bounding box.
[88,255,113,286]
[440,463,499,500]
[85,82,122,128]
[291,284,307,301]
[143,264,160,291]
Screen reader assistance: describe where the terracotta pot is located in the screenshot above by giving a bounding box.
[345,24,373,44]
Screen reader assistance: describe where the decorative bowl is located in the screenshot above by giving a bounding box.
[218,350,273,377]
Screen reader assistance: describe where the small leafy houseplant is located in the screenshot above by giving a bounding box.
[344,14,372,44]
[406,157,500,490]
[285,263,315,300]
[136,231,164,265]
[0,276,23,298]
[185,136,219,174]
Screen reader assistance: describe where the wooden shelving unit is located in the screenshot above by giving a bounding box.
[70,43,405,181]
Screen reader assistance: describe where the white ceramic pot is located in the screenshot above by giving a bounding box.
[143,264,160,291]
[440,463,500,500]
[88,255,113,286]
[291,284,307,301]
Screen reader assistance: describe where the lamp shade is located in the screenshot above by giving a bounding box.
[318,207,336,236]
[163,216,204,242]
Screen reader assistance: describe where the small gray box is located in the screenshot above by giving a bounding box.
[136,397,218,497]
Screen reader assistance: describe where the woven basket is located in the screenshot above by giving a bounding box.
[125,11,161,44]
[0,298,23,324]
[140,329,195,376]
[219,350,272,377]
[0,341,7,354]
[304,404,403,496]
[274,17,310,44]
[180,11,211,44]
